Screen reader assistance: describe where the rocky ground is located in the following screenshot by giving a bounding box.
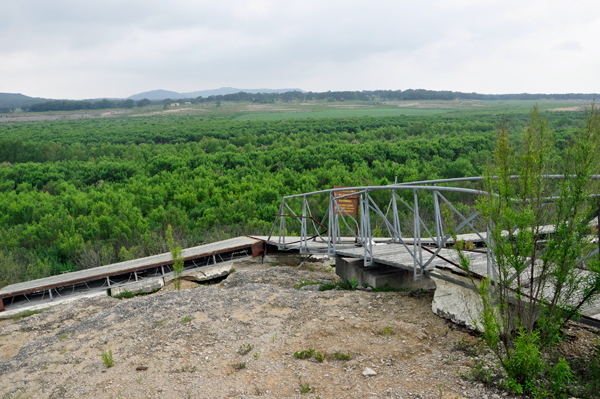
[0,259,595,399]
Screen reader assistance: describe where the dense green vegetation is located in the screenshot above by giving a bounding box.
[0,107,588,287]
[21,98,151,112]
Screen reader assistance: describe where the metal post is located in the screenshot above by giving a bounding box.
[134,271,139,282]
[328,193,334,256]
[392,191,401,242]
[106,277,111,287]
[433,187,442,247]
[301,196,307,253]
[49,289,53,300]
[161,265,165,276]
[362,191,373,266]
[281,199,286,247]
[413,189,422,278]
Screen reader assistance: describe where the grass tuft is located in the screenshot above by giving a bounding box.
[101,349,114,368]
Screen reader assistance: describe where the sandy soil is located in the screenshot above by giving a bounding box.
[546,106,583,112]
[1,259,590,399]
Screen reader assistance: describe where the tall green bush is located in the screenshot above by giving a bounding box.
[457,105,600,395]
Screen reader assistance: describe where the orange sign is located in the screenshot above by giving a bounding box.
[333,186,359,217]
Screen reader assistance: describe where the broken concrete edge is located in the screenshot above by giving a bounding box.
[429,268,483,331]
[0,291,108,320]
[428,267,546,332]
[110,278,165,297]
[164,263,233,285]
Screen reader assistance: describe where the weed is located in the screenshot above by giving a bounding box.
[465,357,494,385]
[546,357,573,398]
[58,333,69,341]
[372,284,409,293]
[254,352,260,358]
[453,337,480,357]
[155,319,168,328]
[382,326,393,337]
[320,282,338,291]
[230,268,236,273]
[231,362,246,371]
[181,315,194,323]
[298,376,312,393]
[300,382,312,393]
[294,349,315,359]
[113,290,135,299]
[333,351,351,361]
[11,308,47,321]
[238,342,253,355]
[314,351,324,363]
[272,334,277,343]
[101,349,114,368]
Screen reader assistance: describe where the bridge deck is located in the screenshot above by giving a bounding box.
[0,236,262,300]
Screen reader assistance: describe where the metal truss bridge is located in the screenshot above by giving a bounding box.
[265,175,600,281]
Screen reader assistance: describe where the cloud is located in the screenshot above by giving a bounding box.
[554,40,583,52]
[1,0,599,98]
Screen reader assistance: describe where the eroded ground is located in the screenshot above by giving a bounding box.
[0,261,532,398]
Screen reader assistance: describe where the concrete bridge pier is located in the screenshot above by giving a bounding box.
[335,256,435,291]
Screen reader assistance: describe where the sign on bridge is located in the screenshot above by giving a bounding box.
[333,186,359,217]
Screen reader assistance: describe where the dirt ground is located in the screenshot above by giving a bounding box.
[0,259,593,399]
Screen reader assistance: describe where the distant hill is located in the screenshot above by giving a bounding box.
[127,87,305,101]
[0,93,52,109]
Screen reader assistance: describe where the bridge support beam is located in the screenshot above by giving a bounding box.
[336,256,434,291]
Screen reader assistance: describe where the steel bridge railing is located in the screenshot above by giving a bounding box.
[267,176,600,280]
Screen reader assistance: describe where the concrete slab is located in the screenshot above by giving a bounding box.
[110,278,165,297]
[429,268,483,330]
[335,256,435,290]
[165,262,233,285]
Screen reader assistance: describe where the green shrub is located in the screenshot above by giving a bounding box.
[293,349,315,359]
[503,329,544,394]
[546,357,573,399]
[382,326,393,337]
[230,362,246,371]
[333,351,351,361]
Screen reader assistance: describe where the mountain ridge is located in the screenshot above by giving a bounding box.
[126,87,305,101]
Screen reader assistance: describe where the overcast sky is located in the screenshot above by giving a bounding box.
[2,0,599,99]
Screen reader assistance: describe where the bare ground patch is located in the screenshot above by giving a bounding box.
[0,259,570,398]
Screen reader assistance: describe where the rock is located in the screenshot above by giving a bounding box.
[363,367,377,376]
[299,284,323,291]
[366,287,373,292]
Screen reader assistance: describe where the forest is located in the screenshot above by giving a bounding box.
[8,88,598,112]
[0,108,589,287]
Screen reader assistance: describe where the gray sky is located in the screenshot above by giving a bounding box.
[2,0,599,99]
